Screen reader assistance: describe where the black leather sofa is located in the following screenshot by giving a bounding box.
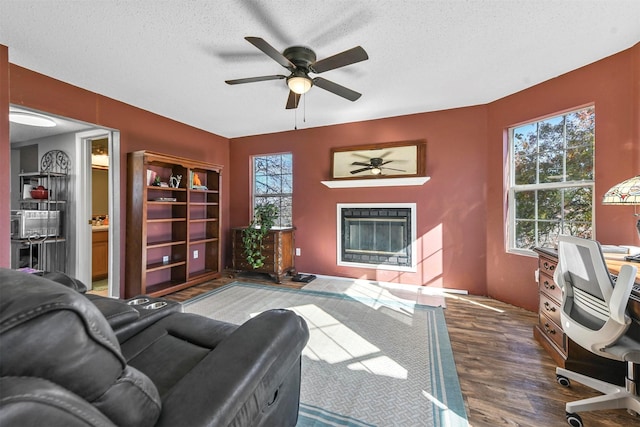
[0,269,310,426]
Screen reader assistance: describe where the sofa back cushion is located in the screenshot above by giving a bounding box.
[0,269,161,426]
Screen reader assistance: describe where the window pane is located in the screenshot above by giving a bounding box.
[514,154,537,185]
[563,187,592,224]
[566,147,594,181]
[515,220,536,249]
[537,189,561,221]
[515,190,535,220]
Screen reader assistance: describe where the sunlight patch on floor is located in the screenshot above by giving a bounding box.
[442,294,505,313]
[287,304,409,380]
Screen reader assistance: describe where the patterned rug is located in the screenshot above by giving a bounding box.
[183,283,468,427]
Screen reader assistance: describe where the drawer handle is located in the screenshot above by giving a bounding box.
[543,302,556,312]
[544,323,556,335]
[543,280,556,290]
[543,261,556,271]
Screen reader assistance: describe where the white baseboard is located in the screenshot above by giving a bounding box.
[298,272,469,295]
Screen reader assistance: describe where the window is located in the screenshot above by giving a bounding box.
[253,153,293,227]
[508,106,595,252]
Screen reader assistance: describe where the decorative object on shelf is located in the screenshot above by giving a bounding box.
[170,174,182,188]
[147,169,157,186]
[191,172,208,190]
[331,140,426,180]
[602,175,640,239]
[242,203,279,269]
[40,150,70,174]
[30,185,49,199]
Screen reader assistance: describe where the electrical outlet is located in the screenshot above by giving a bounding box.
[295,248,301,256]
[162,255,169,264]
[193,250,199,259]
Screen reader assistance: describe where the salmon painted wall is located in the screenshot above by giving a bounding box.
[486,43,640,311]
[230,106,489,294]
[0,46,9,267]
[3,64,230,294]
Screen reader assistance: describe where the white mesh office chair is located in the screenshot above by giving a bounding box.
[554,235,640,427]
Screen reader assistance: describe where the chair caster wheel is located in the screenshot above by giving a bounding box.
[557,374,571,387]
[566,412,583,427]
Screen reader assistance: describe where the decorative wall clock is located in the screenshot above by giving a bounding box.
[331,140,426,180]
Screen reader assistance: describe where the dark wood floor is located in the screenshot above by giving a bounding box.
[165,273,637,427]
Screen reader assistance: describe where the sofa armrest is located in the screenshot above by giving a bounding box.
[156,309,309,427]
[0,376,117,427]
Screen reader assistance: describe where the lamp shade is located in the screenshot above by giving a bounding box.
[602,175,640,205]
[287,75,312,95]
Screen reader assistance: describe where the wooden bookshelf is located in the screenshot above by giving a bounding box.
[125,151,222,298]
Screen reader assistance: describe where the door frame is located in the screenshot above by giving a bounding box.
[75,129,121,298]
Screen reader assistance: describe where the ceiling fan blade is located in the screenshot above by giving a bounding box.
[285,91,301,109]
[310,46,368,73]
[350,167,371,174]
[245,36,296,70]
[225,75,286,85]
[380,167,406,172]
[312,77,361,101]
[351,161,372,167]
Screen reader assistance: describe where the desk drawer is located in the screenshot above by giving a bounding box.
[540,256,557,276]
[538,312,566,354]
[539,292,561,326]
[539,272,562,302]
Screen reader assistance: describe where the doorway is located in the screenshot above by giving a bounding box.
[9,106,121,296]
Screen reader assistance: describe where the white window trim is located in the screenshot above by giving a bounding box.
[506,108,595,255]
[251,152,293,228]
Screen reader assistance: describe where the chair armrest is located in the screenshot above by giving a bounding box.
[609,264,638,324]
[0,377,116,427]
[156,309,309,427]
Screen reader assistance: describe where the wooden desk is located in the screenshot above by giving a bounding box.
[533,247,639,386]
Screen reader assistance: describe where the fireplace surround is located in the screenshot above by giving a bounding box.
[337,203,416,271]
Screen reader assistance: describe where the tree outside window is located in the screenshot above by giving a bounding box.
[253,153,293,227]
[509,107,595,251]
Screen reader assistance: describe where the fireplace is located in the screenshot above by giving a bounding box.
[337,204,416,271]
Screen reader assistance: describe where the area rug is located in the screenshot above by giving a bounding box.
[183,283,468,427]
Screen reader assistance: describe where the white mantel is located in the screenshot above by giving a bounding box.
[321,176,430,188]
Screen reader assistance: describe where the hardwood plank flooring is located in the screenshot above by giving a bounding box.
[162,272,637,427]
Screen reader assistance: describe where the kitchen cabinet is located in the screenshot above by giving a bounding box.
[92,228,109,280]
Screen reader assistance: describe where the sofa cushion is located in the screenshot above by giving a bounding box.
[0,269,162,426]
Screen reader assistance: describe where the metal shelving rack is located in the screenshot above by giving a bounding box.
[11,150,69,273]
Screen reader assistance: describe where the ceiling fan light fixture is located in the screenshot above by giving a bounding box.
[287,75,312,95]
[9,111,57,127]
[371,167,382,175]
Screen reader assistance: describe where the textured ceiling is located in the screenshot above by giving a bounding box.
[1,0,639,139]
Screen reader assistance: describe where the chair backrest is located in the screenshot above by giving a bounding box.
[555,235,636,359]
[0,269,161,426]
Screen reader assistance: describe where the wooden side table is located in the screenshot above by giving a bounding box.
[232,227,296,283]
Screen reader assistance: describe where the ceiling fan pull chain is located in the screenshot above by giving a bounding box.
[303,93,306,123]
[294,105,298,130]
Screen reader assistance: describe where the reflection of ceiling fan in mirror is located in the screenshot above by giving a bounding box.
[225,36,368,109]
[350,152,406,175]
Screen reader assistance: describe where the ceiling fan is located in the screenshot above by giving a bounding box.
[225,36,368,109]
[350,152,406,175]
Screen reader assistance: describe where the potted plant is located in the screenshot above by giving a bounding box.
[242,203,279,269]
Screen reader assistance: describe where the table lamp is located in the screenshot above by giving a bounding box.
[602,175,640,239]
